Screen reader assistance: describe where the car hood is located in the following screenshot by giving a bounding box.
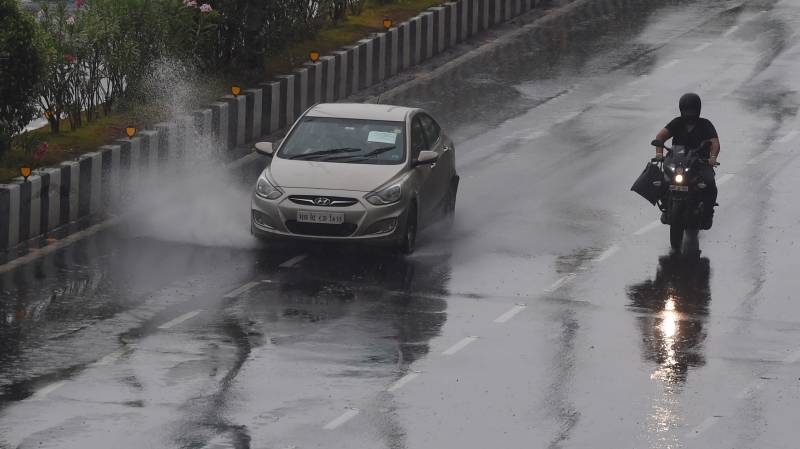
[269,158,406,192]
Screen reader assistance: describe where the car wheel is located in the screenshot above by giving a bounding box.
[397,203,418,255]
[442,176,458,227]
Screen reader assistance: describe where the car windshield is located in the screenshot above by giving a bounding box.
[278,117,406,164]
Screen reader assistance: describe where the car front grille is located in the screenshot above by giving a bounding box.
[285,220,357,237]
[288,195,358,207]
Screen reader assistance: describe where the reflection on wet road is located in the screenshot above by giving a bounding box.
[4,0,800,447]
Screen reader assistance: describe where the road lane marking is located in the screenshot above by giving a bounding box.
[633,219,661,236]
[660,59,681,70]
[158,309,204,330]
[777,130,799,143]
[387,372,421,392]
[723,25,739,37]
[493,304,527,323]
[686,415,721,439]
[223,281,261,299]
[594,244,620,263]
[591,93,615,104]
[716,173,734,186]
[783,348,800,364]
[93,349,125,367]
[323,408,360,430]
[545,273,576,292]
[736,379,765,399]
[279,254,308,268]
[554,111,581,125]
[442,336,478,355]
[627,75,648,86]
[692,42,712,52]
[522,130,547,140]
[746,152,770,165]
[33,381,66,399]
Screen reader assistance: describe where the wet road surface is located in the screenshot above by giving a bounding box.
[3,0,800,447]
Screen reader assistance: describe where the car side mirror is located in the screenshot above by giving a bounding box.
[651,139,664,147]
[414,150,439,167]
[254,141,274,156]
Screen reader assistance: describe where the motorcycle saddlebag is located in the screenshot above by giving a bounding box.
[630,163,666,205]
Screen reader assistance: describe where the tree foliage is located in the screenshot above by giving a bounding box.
[0,0,46,156]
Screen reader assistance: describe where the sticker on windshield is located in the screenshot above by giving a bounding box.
[367,131,397,144]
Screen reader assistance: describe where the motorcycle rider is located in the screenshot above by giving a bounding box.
[653,93,721,228]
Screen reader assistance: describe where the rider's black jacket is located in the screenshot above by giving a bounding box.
[665,117,718,158]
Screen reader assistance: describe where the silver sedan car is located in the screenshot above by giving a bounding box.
[250,103,459,254]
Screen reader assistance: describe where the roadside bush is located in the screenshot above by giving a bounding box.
[0,0,47,156]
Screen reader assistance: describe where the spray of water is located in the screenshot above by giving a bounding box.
[122,59,258,249]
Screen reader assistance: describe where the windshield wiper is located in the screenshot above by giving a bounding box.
[324,146,397,161]
[289,147,361,160]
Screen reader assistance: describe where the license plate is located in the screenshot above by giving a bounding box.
[669,185,689,192]
[297,210,345,225]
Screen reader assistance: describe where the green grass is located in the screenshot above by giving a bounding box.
[263,0,444,76]
[1,112,137,183]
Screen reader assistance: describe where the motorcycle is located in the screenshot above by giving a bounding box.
[648,139,719,251]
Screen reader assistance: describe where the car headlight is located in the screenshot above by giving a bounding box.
[256,175,283,200]
[366,183,402,205]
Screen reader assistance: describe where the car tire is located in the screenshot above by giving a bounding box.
[396,203,418,255]
[442,176,458,228]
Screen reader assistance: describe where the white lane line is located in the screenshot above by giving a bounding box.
[442,336,478,356]
[783,348,800,364]
[723,25,739,37]
[777,130,799,143]
[591,92,615,104]
[736,379,765,400]
[716,173,735,186]
[545,273,577,292]
[692,42,712,52]
[387,372,421,392]
[279,254,308,268]
[323,408,360,430]
[158,309,204,330]
[33,381,66,399]
[223,281,261,299]
[746,152,770,165]
[686,415,721,439]
[627,75,648,86]
[93,349,125,367]
[554,111,581,125]
[594,244,620,263]
[522,130,547,140]
[493,304,527,323]
[633,220,661,236]
[660,59,681,70]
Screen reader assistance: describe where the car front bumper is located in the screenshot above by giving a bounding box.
[251,188,408,243]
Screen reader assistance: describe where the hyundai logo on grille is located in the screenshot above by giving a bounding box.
[313,197,332,206]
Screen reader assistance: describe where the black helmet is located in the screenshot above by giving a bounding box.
[679,93,701,118]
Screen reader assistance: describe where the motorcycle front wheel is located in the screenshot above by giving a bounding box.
[670,224,684,250]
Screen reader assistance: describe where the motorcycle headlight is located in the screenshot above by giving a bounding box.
[256,175,283,200]
[674,173,685,184]
[366,183,402,205]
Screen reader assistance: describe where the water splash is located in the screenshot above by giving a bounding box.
[123,58,257,248]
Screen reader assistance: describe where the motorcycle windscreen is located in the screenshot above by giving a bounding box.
[630,163,666,205]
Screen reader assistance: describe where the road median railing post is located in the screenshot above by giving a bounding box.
[244,88,263,142]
